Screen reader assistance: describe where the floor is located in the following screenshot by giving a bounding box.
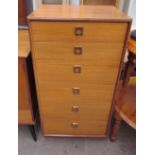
[18,122,136,155]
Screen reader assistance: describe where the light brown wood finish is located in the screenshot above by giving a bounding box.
[18,30,30,57]
[18,30,35,125]
[43,119,107,136]
[30,22,127,42]
[28,5,131,22]
[115,0,120,8]
[18,56,34,124]
[32,42,124,59]
[128,38,136,55]
[110,78,136,141]
[115,79,136,129]
[28,5,131,136]
[18,110,34,125]
[35,59,120,83]
[18,59,30,110]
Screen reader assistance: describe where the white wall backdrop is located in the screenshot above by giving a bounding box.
[119,0,136,29]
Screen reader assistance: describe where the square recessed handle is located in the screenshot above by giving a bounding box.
[73,65,81,73]
[72,105,79,112]
[74,47,82,55]
[72,87,80,94]
[71,122,79,128]
[75,27,83,36]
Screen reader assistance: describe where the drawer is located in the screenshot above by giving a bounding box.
[40,100,111,121]
[30,22,128,42]
[32,42,123,59]
[38,83,113,122]
[35,59,119,85]
[41,118,107,136]
[37,82,115,108]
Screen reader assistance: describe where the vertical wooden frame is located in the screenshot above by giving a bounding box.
[18,0,27,24]
[18,0,33,25]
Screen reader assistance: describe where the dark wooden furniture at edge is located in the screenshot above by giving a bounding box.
[110,31,136,141]
[18,30,38,141]
[18,0,33,25]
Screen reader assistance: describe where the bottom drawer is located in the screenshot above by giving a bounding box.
[41,119,107,136]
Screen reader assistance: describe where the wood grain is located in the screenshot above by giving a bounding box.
[18,59,30,110]
[28,5,131,22]
[32,42,124,59]
[18,29,35,125]
[41,102,111,121]
[28,5,131,136]
[29,22,128,42]
[35,59,120,84]
[115,78,136,129]
[110,78,136,141]
[18,30,30,57]
[18,58,34,124]
[18,110,34,125]
[42,118,107,136]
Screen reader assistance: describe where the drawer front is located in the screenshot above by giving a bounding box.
[30,22,127,42]
[30,21,127,136]
[37,82,115,105]
[32,42,123,59]
[42,118,107,136]
[35,59,119,85]
[34,59,116,127]
[40,100,111,121]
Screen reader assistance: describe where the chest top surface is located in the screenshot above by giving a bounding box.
[18,30,30,58]
[28,5,131,22]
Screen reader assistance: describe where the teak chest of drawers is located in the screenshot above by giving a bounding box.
[28,5,131,137]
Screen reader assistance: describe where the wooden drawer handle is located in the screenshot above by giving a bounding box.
[75,27,83,36]
[73,65,81,73]
[71,122,79,128]
[74,47,82,55]
[72,87,80,94]
[72,105,79,112]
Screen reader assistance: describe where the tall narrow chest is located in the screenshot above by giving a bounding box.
[28,5,131,137]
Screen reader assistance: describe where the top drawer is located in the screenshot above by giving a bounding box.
[29,22,127,42]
